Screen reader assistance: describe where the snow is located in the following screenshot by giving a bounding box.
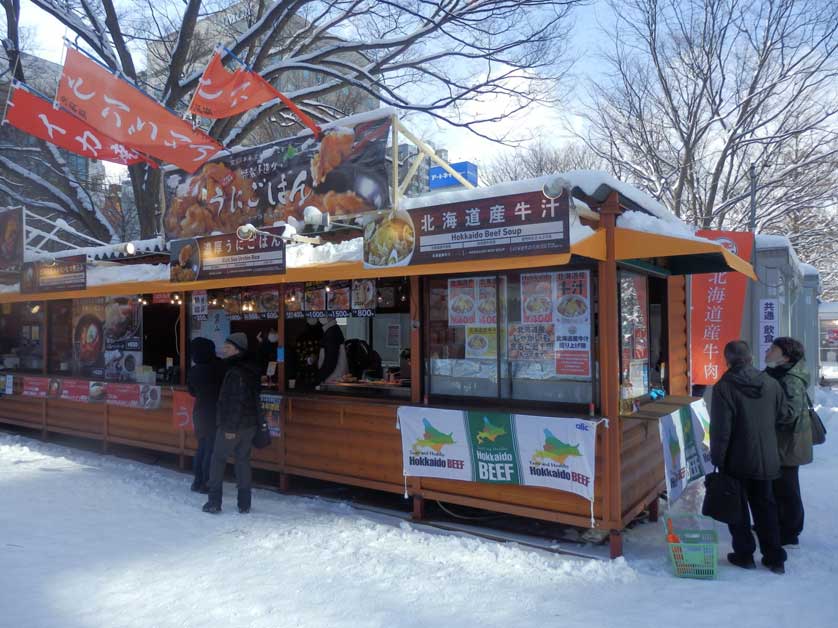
[755,234,804,275]
[0,387,836,627]
[287,237,363,267]
[23,237,166,263]
[0,261,169,293]
[616,210,710,242]
[800,263,819,277]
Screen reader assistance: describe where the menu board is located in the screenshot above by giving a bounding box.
[54,378,89,402]
[240,287,280,321]
[21,255,87,293]
[103,296,143,382]
[447,278,477,326]
[476,277,497,325]
[0,206,23,271]
[169,227,286,282]
[22,376,49,397]
[327,280,352,318]
[465,326,497,359]
[260,392,282,436]
[190,307,231,357]
[362,190,570,269]
[284,284,305,319]
[106,383,162,409]
[222,289,242,321]
[519,270,592,379]
[351,279,376,317]
[192,291,209,318]
[304,282,327,318]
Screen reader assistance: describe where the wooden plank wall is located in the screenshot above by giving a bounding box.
[667,276,690,396]
[620,417,664,522]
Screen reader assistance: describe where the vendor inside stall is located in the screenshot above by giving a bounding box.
[0,301,44,373]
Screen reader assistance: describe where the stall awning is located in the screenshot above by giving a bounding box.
[613,228,757,280]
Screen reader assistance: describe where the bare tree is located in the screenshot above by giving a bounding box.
[481,140,603,185]
[22,0,584,237]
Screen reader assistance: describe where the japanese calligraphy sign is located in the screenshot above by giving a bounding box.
[20,255,86,293]
[690,231,754,385]
[6,85,153,166]
[758,298,780,369]
[169,227,286,282]
[188,51,279,118]
[508,323,555,362]
[56,47,221,172]
[0,207,23,271]
[367,189,569,269]
[164,114,392,238]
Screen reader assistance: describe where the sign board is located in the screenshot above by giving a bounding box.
[0,207,23,271]
[428,161,478,190]
[163,114,392,237]
[21,255,87,293]
[363,190,570,269]
[758,298,780,369]
[170,227,286,282]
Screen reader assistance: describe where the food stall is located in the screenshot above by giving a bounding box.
[0,112,755,557]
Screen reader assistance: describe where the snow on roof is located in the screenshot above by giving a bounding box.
[616,210,709,242]
[755,233,803,273]
[800,263,819,277]
[24,237,167,263]
[0,261,170,294]
[401,171,677,222]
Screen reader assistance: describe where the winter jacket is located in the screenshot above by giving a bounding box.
[318,320,348,384]
[710,364,784,480]
[766,359,813,467]
[216,353,262,431]
[187,338,224,439]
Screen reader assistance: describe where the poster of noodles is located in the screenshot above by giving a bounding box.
[553,270,591,379]
[163,113,392,238]
[465,326,497,360]
[447,278,477,326]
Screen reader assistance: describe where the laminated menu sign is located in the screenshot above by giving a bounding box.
[553,270,591,379]
[351,279,376,317]
[521,272,553,324]
[241,287,279,321]
[58,378,90,402]
[21,254,87,293]
[327,280,352,318]
[508,323,555,361]
[476,277,497,325]
[365,190,570,269]
[447,278,477,326]
[465,326,497,359]
[260,392,282,436]
[169,227,286,282]
[284,284,305,319]
[106,383,162,409]
[192,291,208,318]
[22,376,49,397]
[304,282,327,318]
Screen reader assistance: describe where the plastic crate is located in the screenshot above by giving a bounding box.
[665,516,718,580]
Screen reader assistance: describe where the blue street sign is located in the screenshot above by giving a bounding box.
[428,161,478,190]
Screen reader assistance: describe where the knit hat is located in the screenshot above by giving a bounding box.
[226,332,249,353]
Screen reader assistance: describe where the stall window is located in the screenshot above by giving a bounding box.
[619,271,650,403]
[820,317,838,367]
[0,301,44,372]
[47,299,73,374]
[427,268,595,408]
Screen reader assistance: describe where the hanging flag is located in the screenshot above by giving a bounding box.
[5,84,155,167]
[56,47,222,173]
[188,49,322,137]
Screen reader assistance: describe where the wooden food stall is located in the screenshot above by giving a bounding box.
[0,114,755,558]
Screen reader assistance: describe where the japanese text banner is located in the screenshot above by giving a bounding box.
[56,47,222,173]
[6,85,153,166]
[689,230,754,385]
[188,52,277,118]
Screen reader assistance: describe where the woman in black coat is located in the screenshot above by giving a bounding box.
[187,337,223,492]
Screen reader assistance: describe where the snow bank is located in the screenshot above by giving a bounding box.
[86,262,170,286]
[616,210,710,242]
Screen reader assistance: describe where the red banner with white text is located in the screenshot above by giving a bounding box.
[689,231,754,385]
[6,85,153,166]
[56,47,222,173]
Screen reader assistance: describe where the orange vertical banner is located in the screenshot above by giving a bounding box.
[172,389,195,431]
[689,230,754,385]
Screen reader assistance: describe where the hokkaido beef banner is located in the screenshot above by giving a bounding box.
[6,85,153,166]
[0,207,23,271]
[659,406,707,502]
[398,406,600,503]
[56,47,221,173]
[163,113,392,239]
[364,189,570,269]
[689,231,754,385]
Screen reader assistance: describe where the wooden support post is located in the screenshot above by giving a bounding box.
[178,298,187,386]
[648,495,659,523]
[278,472,290,492]
[598,191,624,552]
[409,275,421,404]
[277,290,286,393]
[609,529,623,559]
[412,494,426,521]
[41,301,48,375]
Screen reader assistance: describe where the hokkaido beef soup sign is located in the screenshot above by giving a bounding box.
[163,114,392,239]
[363,189,570,269]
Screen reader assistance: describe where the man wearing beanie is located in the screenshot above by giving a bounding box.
[710,340,787,574]
[203,332,261,514]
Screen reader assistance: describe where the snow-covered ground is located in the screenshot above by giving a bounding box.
[2,388,837,628]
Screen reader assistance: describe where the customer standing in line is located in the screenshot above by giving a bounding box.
[187,337,224,493]
[711,340,787,574]
[764,337,813,548]
[203,333,261,515]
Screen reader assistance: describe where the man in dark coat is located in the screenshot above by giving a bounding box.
[765,337,813,548]
[711,340,787,574]
[317,317,348,384]
[187,337,223,493]
[203,332,261,514]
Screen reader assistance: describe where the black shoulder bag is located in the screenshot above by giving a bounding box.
[702,468,743,525]
[807,392,827,446]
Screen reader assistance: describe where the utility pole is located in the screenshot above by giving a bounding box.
[749,162,757,232]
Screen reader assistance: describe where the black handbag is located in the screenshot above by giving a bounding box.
[807,393,827,446]
[252,419,272,449]
[702,469,743,525]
